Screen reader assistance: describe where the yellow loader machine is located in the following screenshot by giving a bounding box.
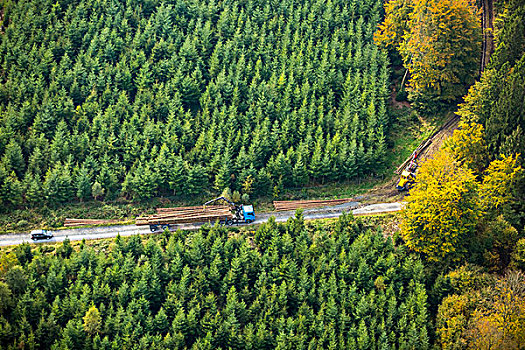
[397,152,418,191]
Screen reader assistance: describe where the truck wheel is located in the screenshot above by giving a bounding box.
[226,219,234,226]
[246,219,253,224]
[150,225,158,232]
[162,224,170,230]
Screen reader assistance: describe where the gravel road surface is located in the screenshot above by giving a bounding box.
[0,202,405,247]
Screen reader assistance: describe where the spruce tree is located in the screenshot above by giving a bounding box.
[75,166,92,201]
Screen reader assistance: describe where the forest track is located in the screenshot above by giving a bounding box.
[0,201,405,247]
[396,114,460,174]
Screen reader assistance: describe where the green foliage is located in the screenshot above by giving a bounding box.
[376,0,481,110]
[75,166,92,201]
[0,215,431,349]
[91,181,104,201]
[458,0,525,158]
[511,238,525,270]
[0,0,391,209]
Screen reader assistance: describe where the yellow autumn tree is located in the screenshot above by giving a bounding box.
[467,271,525,349]
[436,293,475,348]
[437,269,525,349]
[444,121,489,174]
[375,0,481,105]
[373,0,414,50]
[401,149,479,263]
[403,116,523,268]
[479,154,523,214]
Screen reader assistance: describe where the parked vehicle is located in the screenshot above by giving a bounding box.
[30,229,53,240]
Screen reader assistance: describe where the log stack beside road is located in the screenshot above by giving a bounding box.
[273,198,355,211]
[64,218,122,227]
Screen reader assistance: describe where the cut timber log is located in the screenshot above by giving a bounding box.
[136,205,234,226]
[64,218,121,227]
[273,198,354,211]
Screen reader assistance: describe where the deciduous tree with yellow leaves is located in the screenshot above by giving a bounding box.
[401,150,480,263]
[444,120,489,174]
[375,0,481,109]
[437,269,525,349]
[402,121,523,268]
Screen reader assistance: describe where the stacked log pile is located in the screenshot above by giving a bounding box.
[135,205,233,225]
[64,218,121,227]
[273,198,354,211]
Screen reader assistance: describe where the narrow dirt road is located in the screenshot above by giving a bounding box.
[0,201,405,247]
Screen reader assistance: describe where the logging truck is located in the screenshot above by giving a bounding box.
[135,197,256,232]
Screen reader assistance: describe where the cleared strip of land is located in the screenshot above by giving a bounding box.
[0,201,405,247]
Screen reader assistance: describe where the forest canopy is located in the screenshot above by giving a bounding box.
[0,0,390,208]
[374,0,481,109]
[0,213,430,349]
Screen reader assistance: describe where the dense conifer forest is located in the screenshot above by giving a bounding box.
[1,0,524,348]
[0,214,430,349]
[0,0,389,208]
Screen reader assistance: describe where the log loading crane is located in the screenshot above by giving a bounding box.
[203,196,256,224]
[139,197,256,232]
[396,152,418,191]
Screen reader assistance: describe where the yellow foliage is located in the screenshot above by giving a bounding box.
[83,304,101,336]
[437,293,475,349]
[401,149,479,262]
[404,119,523,266]
[0,252,19,277]
[376,0,481,100]
[400,0,481,100]
[444,120,488,173]
[374,0,414,50]
[446,264,494,293]
[479,154,523,213]
[437,270,525,349]
[467,271,525,349]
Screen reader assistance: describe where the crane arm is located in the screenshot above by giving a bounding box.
[203,196,236,207]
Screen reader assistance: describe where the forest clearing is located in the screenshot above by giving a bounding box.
[0,200,408,247]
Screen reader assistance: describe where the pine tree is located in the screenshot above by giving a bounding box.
[75,166,92,201]
[1,171,23,207]
[169,156,186,195]
[309,140,324,182]
[43,164,74,205]
[293,154,308,187]
[156,143,175,192]
[215,160,232,192]
[23,172,42,206]
[2,140,25,177]
[186,164,208,195]
[83,305,101,336]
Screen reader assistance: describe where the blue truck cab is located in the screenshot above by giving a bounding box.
[242,205,255,223]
